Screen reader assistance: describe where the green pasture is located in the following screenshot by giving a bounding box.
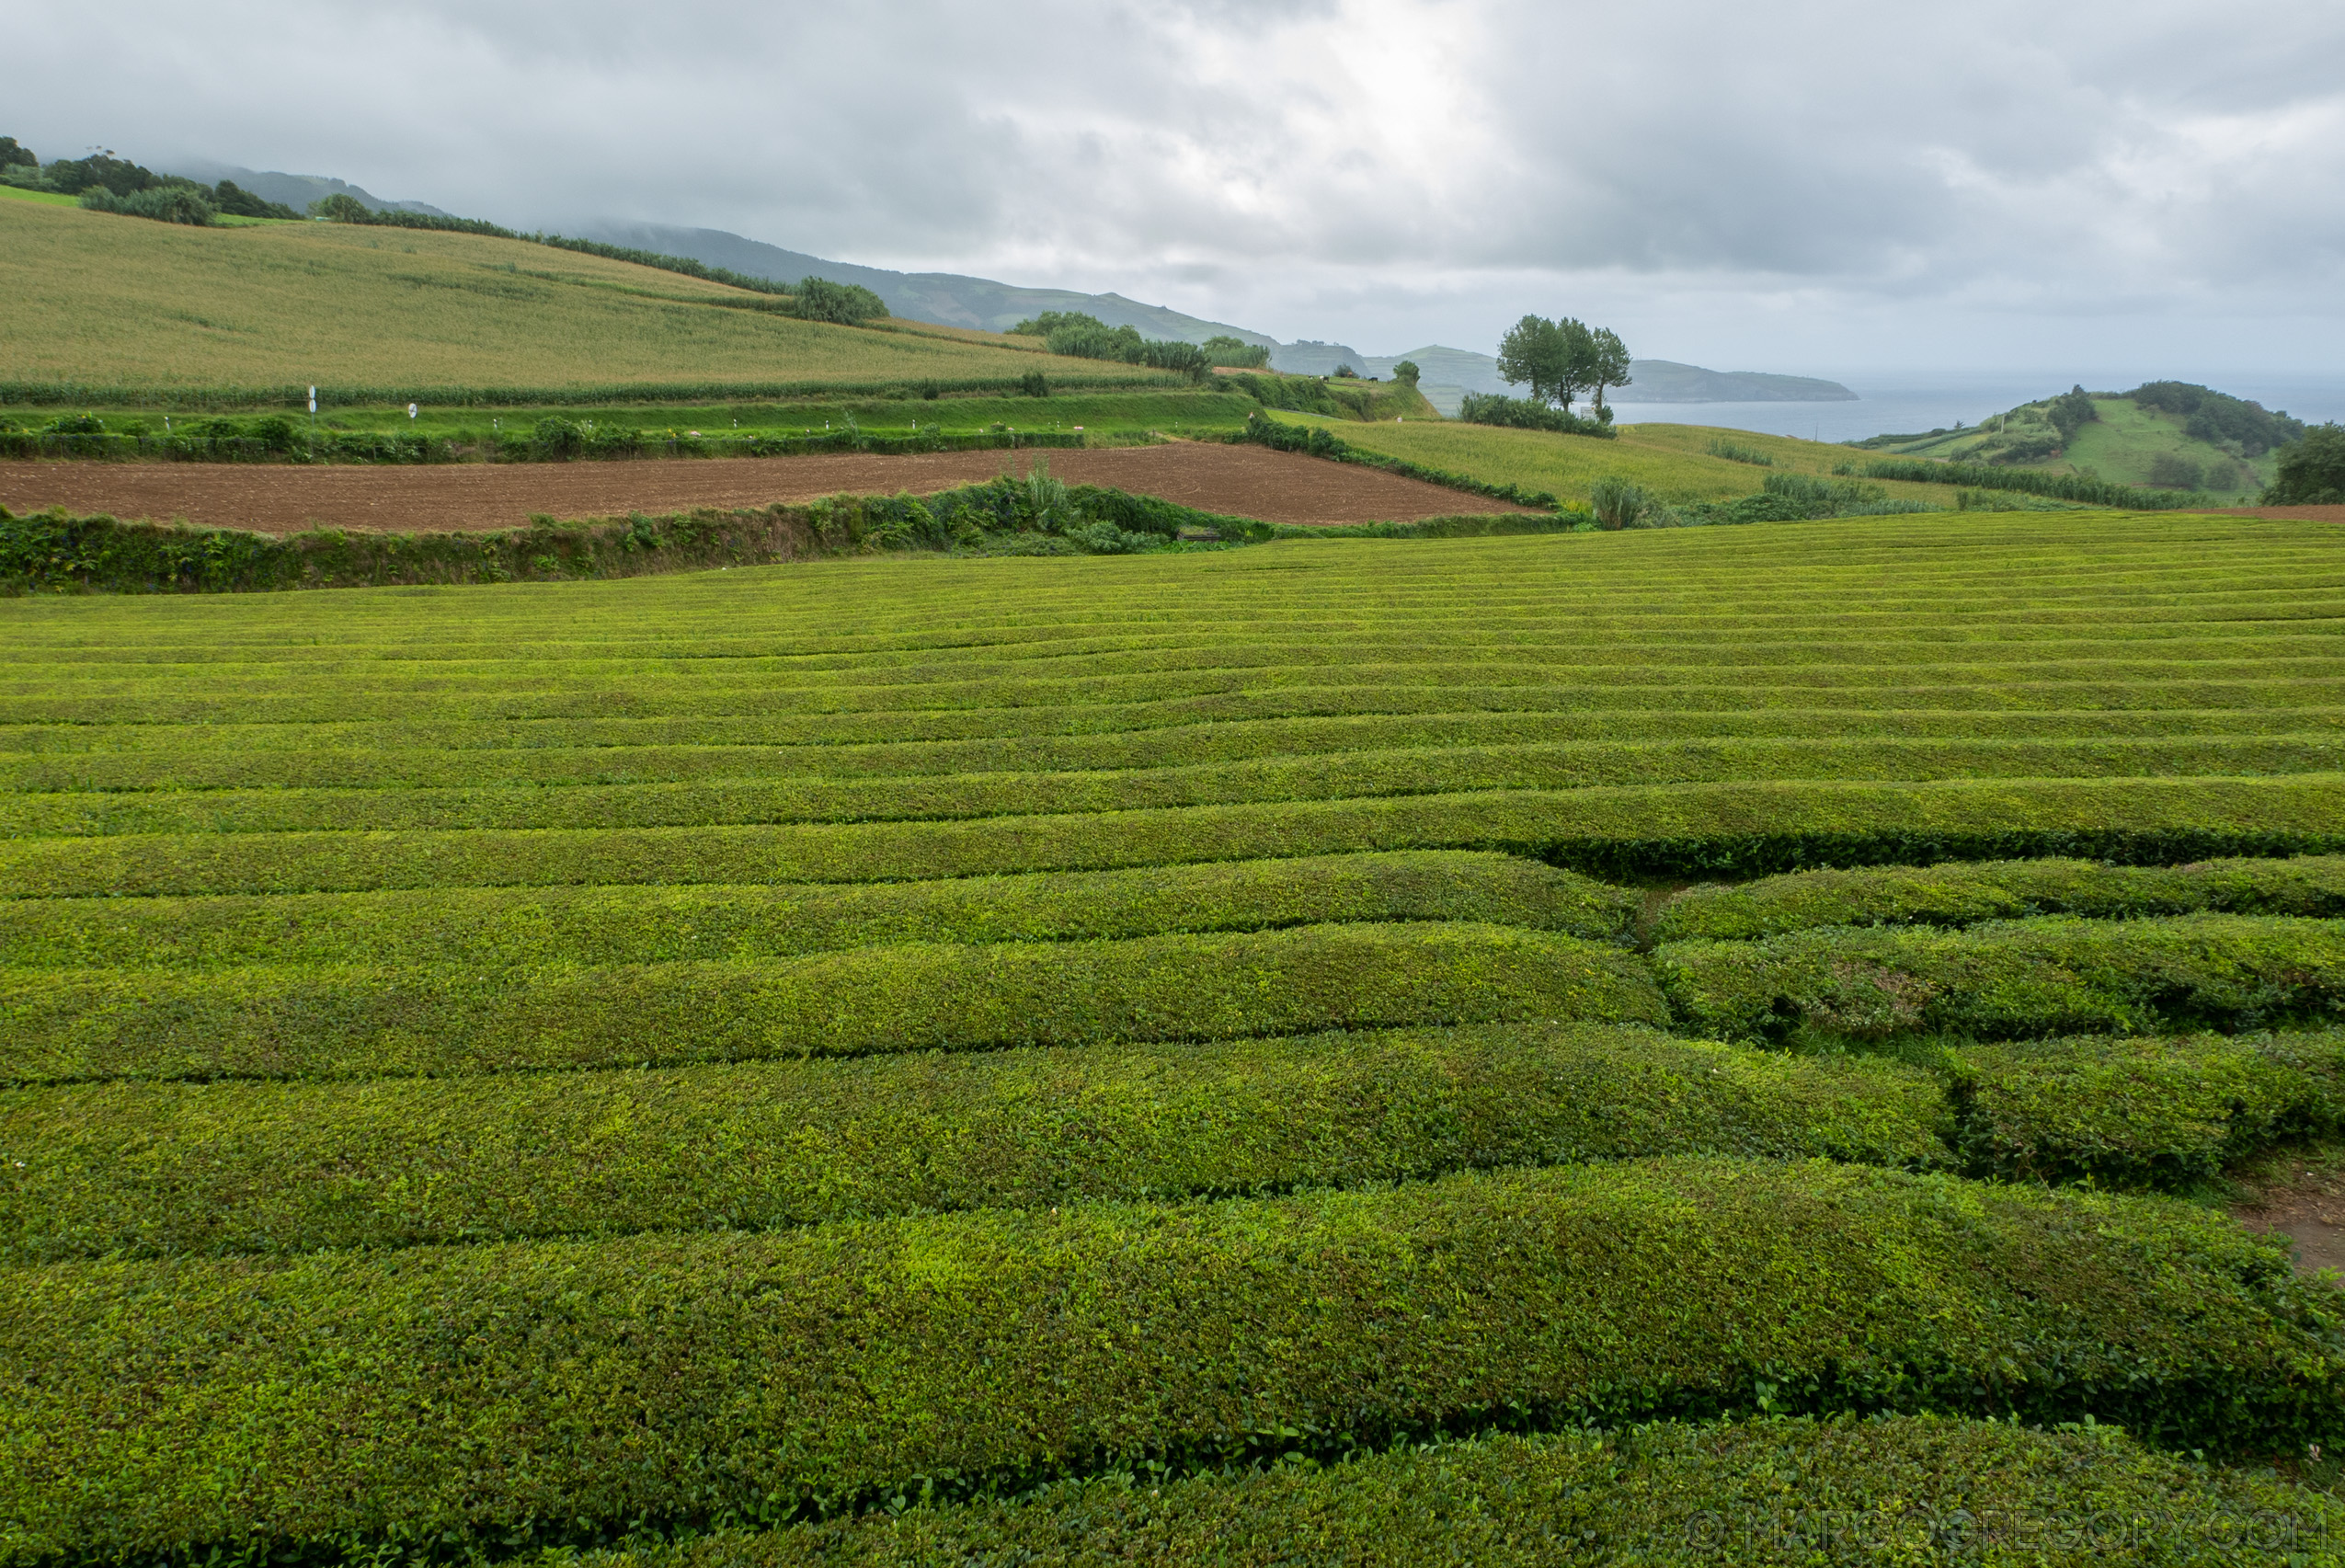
[7,509,2345,1559]
[0,196,1168,405]
[1267,409,1966,508]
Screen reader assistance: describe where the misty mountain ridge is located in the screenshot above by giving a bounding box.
[154,162,1855,407]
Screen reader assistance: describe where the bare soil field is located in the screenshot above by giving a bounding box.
[0,445,1533,533]
[2210,504,2345,523]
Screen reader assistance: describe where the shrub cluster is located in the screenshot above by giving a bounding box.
[2125,381,2305,457]
[1456,391,1616,437]
[1656,853,2345,941]
[1007,312,1213,380]
[5,1160,2332,1566]
[2266,423,2345,506]
[0,1024,1947,1261]
[1655,912,2345,1045]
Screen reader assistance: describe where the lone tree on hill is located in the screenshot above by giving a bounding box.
[1497,315,1619,412]
[1391,360,1421,384]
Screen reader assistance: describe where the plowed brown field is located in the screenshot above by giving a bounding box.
[0,445,1533,533]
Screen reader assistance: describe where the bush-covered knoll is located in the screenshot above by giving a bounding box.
[1950,1028,2345,1187]
[0,1024,1946,1261]
[0,921,1666,1084]
[1658,853,2345,941]
[0,199,1152,402]
[5,1161,2334,1566]
[0,852,1634,971]
[11,734,2338,839]
[9,777,2342,898]
[582,1416,2344,1568]
[1656,912,2345,1045]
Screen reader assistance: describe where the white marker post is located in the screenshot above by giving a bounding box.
[307,385,317,441]
[408,403,418,423]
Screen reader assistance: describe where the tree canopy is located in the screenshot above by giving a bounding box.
[1496,315,1626,413]
[2265,424,2345,506]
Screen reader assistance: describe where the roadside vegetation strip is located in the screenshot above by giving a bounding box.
[0,1024,1948,1262]
[1657,853,2345,941]
[0,921,1666,1085]
[6,1162,2335,1566]
[13,736,2344,841]
[582,1417,2345,1568]
[1654,913,2345,1046]
[0,853,1634,972]
[10,707,2345,790]
[8,777,2345,899]
[1949,1028,2345,1187]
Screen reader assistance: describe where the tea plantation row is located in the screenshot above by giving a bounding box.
[5,512,2345,1563]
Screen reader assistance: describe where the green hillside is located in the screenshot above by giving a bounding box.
[0,192,1177,406]
[7,512,2345,1557]
[1857,382,2305,499]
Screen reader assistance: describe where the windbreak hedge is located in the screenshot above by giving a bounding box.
[1950,1027,2345,1185]
[5,1160,2336,1566]
[7,777,2343,897]
[0,1024,1949,1262]
[0,921,1667,1083]
[590,1416,2345,1568]
[1655,913,2345,1045]
[0,852,1637,971]
[1657,853,2345,941]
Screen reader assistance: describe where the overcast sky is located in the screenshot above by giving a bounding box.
[13,0,2344,377]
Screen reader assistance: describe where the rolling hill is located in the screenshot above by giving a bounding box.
[0,192,1175,406]
[1855,383,2305,498]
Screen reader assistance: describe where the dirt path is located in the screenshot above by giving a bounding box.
[0,445,1533,533]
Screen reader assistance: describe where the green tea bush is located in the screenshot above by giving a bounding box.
[0,1024,1948,1260]
[5,1161,2332,1566]
[1236,411,1563,509]
[583,1416,2343,1568]
[1655,913,2345,1045]
[1656,854,2345,941]
[0,921,1668,1083]
[1949,1027,2345,1185]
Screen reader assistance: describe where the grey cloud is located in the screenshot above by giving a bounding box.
[6,0,2340,371]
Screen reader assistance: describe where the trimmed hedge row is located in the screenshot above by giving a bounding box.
[7,777,2342,896]
[590,1416,2345,1568]
[1658,853,2345,941]
[1654,913,2345,1045]
[16,653,2342,722]
[0,921,1667,1084]
[4,1160,2336,1566]
[12,735,2340,840]
[0,1024,1948,1262]
[0,852,1635,972]
[1950,1027,2345,1185]
[9,706,2343,792]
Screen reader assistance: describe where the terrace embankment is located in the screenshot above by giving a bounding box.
[0,443,1537,533]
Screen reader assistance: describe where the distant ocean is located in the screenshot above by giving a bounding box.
[1605,373,2345,444]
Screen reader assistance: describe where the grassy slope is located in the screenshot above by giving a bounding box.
[1269,411,1964,508]
[0,198,1164,401]
[1867,395,2275,498]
